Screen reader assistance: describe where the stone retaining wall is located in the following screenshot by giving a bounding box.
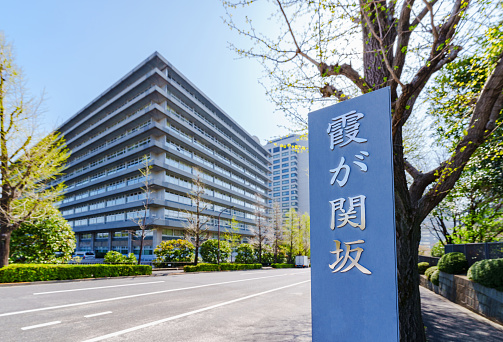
[420,272,503,325]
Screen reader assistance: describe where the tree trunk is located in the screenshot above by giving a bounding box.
[396,213,425,342]
[138,235,144,265]
[0,229,11,268]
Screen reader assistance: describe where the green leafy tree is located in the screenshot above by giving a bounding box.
[129,155,152,265]
[154,239,195,263]
[270,202,283,263]
[0,34,69,268]
[431,241,445,258]
[251,194,270,264]
[9,205,75,264]
[282,208,299,264]
[235,243,254,264]
[224,2,503,339]
[184,169,211,265]
[200,239,232,264]
[297,213,310,257]
[428,25,503,244]
[223,216,241,262]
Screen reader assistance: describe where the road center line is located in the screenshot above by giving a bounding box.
[82,280,310,342]
[33,281,165,295]
[84,311,112,318]
[21,321,61,330]
[0,273,294,317]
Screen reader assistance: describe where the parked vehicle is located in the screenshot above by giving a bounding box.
[73,251,96,260]
[295,256,310,268]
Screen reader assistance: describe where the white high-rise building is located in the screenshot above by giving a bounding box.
[264,134,309,216]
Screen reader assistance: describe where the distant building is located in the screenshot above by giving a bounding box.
[264,134,309,216]
[52,52,270,258]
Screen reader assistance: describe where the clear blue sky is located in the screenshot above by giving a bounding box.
[1,0,291,143]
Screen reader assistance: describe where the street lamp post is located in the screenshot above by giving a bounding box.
[217,205,234,265]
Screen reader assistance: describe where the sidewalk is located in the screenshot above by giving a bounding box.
[421,287,503,342]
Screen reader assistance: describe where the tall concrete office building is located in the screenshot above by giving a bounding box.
[53,52,270,258]
[264,135,309,216]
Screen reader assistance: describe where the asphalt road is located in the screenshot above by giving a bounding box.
[0,269,312,342]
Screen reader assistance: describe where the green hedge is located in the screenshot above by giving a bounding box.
[418,262,430,275]
[220,263,262,271]
[0,264,152,283]
[425,266,438,281]
[183,263,262,272]
[468,258,503,291]
[431,269,440,286]
[438,252,468,274]
[271,263,295,268]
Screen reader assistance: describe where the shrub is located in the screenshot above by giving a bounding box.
[200,239,231,264]
[235,243,255,264]
[431,269,440,286]
[154,239,194,263]
[9,206,76,264]
[438,252,468,274]
[220,263,262,271]
[425,266,438,281]
[125,253,137,265]
[468,258,503,291]
[184,263,220,272]
[104,251,135,264]
[271,263,295,268]
[183,263,262,272]
[418,262,430,275]
[431,241,445,257]
[0,264,151,283]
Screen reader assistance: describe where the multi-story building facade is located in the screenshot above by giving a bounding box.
[53,52,270,259]
[264,134,309,216]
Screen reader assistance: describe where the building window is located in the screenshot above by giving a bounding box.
[273,176,280,180]
[113,231,129,238]
[273,160,280,164]
[273,165,280,170]
[282,197,289,201]
[282,180,289,184]
[282,152,289,156]
[273,170,280,175]
[273,193,280,197]
[273,147,280,153]
[282,174,289,179]
[282,169,288,173]
[282,163,289,168]
[282,157,289,162]
[96,232,109,239]
[282,191,289,196]
[291,167,297,172]
[291,173,297,177]
[273,187,280,191]
[273,181,280,186]
[81,233,92,239]
[282,203,289,207]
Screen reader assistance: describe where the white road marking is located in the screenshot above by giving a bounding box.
[21,321,61,330]
[0,273,294,317]
[33,281,165,295]
[84,311,113,318]
[82,280,310,342]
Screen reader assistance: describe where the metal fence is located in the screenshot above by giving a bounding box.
[418,255,440,266]
[445,242,503,266]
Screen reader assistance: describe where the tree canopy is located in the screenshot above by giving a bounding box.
[0,33,69,268]
[224,1,503,340]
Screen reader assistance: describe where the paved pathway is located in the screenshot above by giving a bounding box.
[421,287,503,342]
